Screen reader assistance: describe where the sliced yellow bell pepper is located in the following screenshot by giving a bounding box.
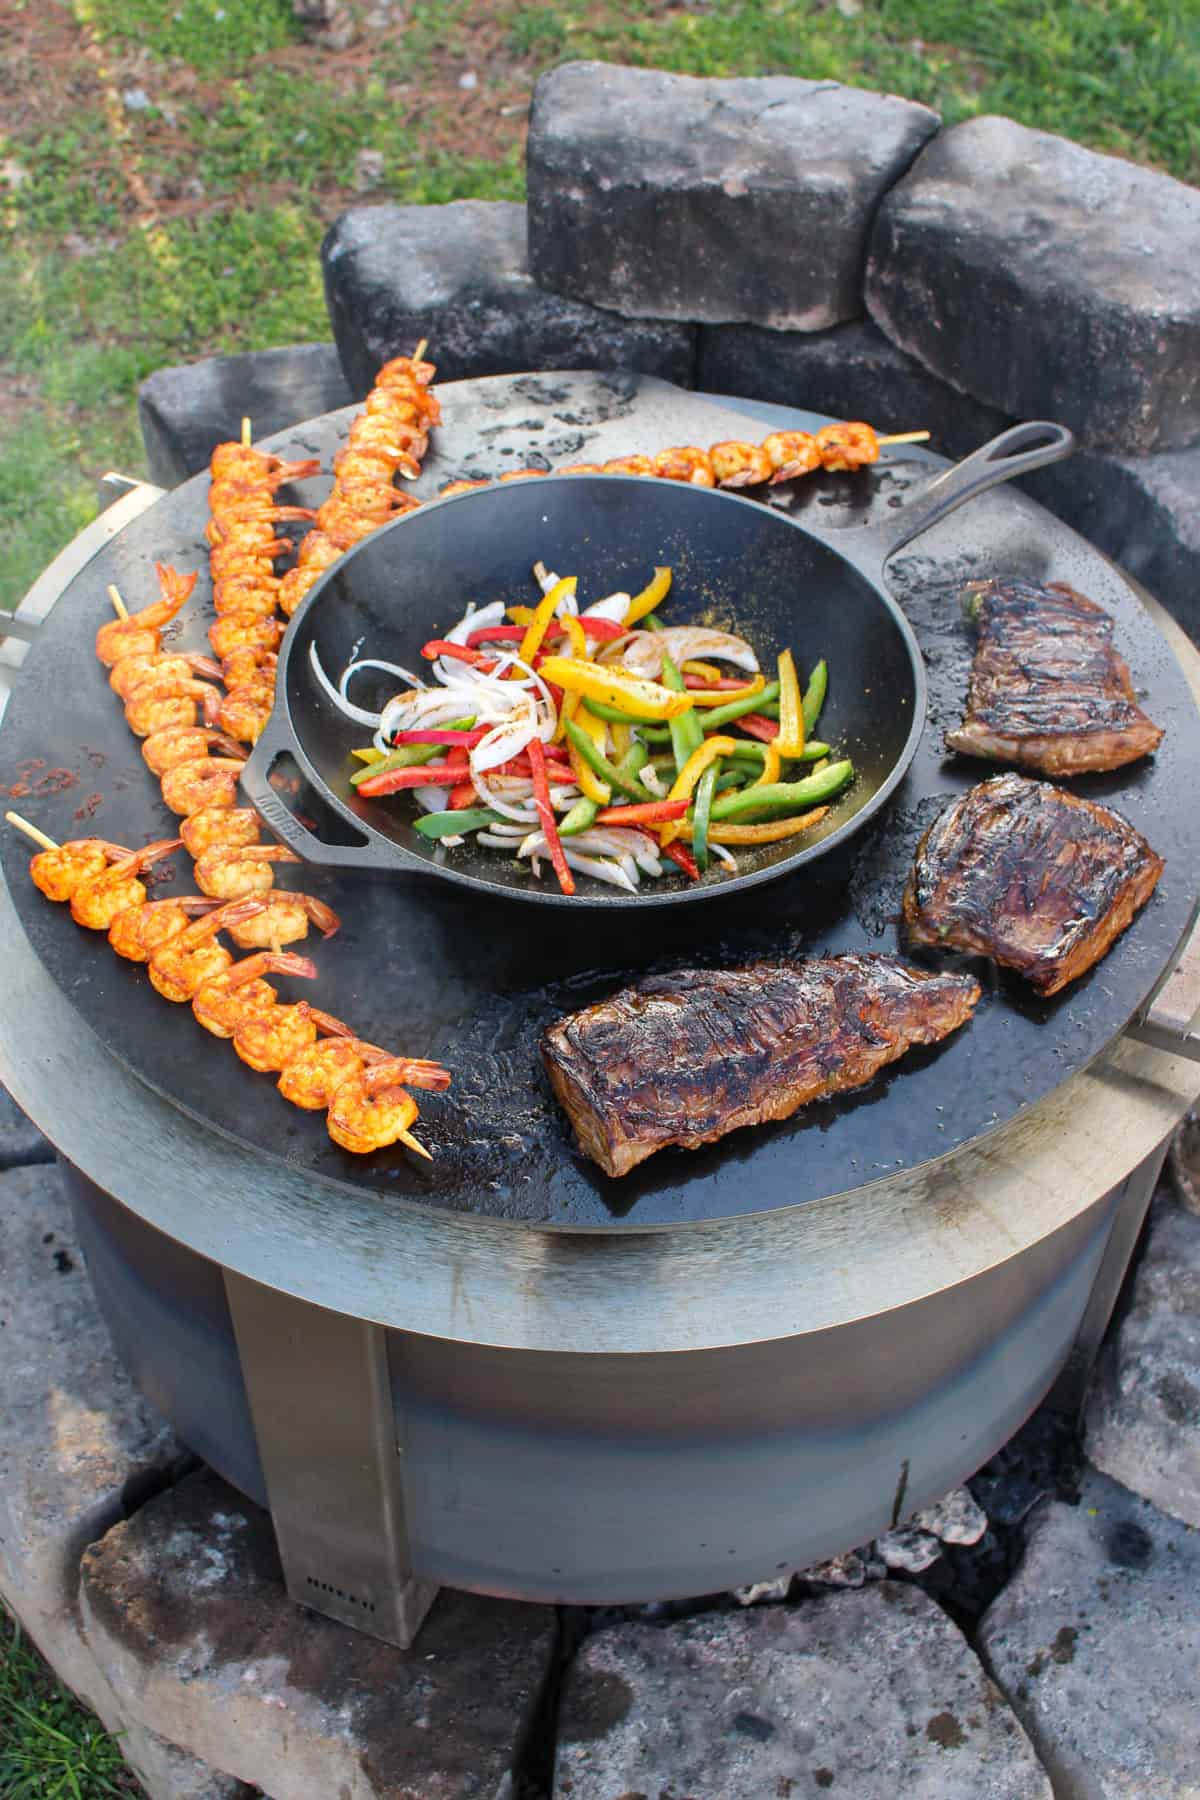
[680,659,724,682]
[659,735,741,844]
[537,656,695,722]
[351,747,384,765]
[551,614,588,741]
[507,604,535,625]
[684,673,766,708]
[708,807,830,845]
[623,565,672,627]
[775,649,806,756]
[518,576,576,669]
[568,703,612,803]
[749,742,782,787]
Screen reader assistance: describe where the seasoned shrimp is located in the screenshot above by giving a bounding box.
[110,650,222,701]
[25,838,130,902]
[209,445,320,485]
[709,441,774,488]
[227,892,340,950]
[70,837,182,930]
[278,566,322,618]
[234,1003,349,1073]
[651,446,716,486]
[95,564,197,666]
[815,421,878,472]
[192,950,316,1039]
[217,687,273,745]
[179,806,262,859]
[438,478,492,498]
[211,580,282,620]
[763,430,821,482]
[148,897,266,1002]
[277,1036,389,1110]
[193,844,301,900]
[161,756,246,816]
[203,506,313,549]
[208,612,284,662]
[109,895,218,962]
[142,725,246,776]
[326,1064,427,1158]
[602,456,654,478]
[219,648,277,690]
[125,679,222,738]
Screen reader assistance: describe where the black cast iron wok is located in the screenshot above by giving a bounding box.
[242,420,1073,907]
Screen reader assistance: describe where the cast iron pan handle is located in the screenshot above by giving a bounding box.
[240,712,412,873]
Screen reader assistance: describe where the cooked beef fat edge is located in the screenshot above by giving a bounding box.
[542,952,980,1178]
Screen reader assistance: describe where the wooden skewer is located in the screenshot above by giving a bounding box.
[241,416,253,448]
[397,1127,433,1161]
[5,811,59,852]
[107,583,129,620]
[413,338,428,364]
[877,431,931,446]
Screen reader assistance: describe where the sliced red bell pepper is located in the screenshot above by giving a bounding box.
[561,615,625,642]
[466,624,526,646]
[593,799,689,827]
[356,763,462,797]
[661,840,700,880]
[420,639,497,670]
[683,674,755,690]
[449,779,479,809]
[737,712,780,743]
[527,738,575,897]
[390,727,490,747]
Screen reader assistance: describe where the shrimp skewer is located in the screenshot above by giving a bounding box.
[191,950,317,1039]
[179,806,262,859]
[125,679,223,738]
[70,837,183,930]
[148,897,267,1002]
[161,756,246,817]
[109,895,221,962]
[234,1003,351,1073]
[226,892,340,950]
[6,814,133,902]
[96,565,197,666]
[277,1035,390,1110]
[192,843,302,900]
[327,1061,438,1159]
[111,650,223,701]
[142,725,246,776]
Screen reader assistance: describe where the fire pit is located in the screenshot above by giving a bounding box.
[2,374,1198,1647]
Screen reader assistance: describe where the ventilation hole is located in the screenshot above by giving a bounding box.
[305,1575,376,1613]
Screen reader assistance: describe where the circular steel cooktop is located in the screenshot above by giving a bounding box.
[2,374,1198,1230]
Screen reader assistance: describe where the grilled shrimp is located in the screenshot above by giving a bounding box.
[161,756,246,816]
[142,725,246,776]
[148,897,266,1002]
[219,648,277,689]
[211,579,283,620]
[277,1035,389,1110]
[709,441,773,488]
[815,421,878,471]
[191,950,316,1039]
[209,445,320,485]
[218,687,274,745]
[179,806,262,859]
[438,478,492,498]
[326,1064,426,1157]
[109,895,218,962]
[70,837,182,930]
[278,566,322,618]
[227,892,340,950]
[203,506,313,550]
[193,843,301,900]
[651,446,716,486]
[29,838,132,902]
[95,564,197,666]
[602,456,654,478]
[125,679,223,738]
[110,650,223,700]
[234,1003,349,1073]
[208,612,284,662]
[763,430,821,482]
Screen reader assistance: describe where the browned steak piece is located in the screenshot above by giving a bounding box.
[903,773,1164,995]
[542,953,980,1178]
[945,577,1163,774]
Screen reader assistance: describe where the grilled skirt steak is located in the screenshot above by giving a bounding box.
[903,773,1164,995]
[945,578,1163,775]
[542,953,980,1178]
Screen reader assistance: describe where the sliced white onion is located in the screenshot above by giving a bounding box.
[533,561,557,595]
[477,832,523,851]
[580,591,631,624]
[638,763,668,797]
[340,657,425,698]
[471,707,540,776]
[472,765,540,823]
[710,843,739,872]
[413,784,452,813]
[620,627,759,679]
[517,834,640,893]
[310,643,382,726]
[445,599,505,646]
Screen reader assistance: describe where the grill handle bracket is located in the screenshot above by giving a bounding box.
[1127,914,1200,1061]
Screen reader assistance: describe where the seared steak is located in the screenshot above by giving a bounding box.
[945,578,1163,774]
[542,953,980,1178]
[903,773,1164,995]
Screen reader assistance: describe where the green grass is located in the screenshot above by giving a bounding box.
[0,1607,136,1798]
[1,0,1198,612]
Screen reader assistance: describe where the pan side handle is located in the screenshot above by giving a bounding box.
[239,713,419,874]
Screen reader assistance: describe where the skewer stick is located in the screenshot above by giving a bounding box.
[107,583,129,620]
[241,416,252,448]
[5,811,59,852]
[412,339,428,364]
[398,1127,433,1161]
[877,431,931,446]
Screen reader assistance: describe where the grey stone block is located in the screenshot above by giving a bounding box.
[555,1585,1051,1798]
[321,200,695,398]
[0,1080,55,1169]
[867,116,1200,453]
[528,62,939,330]
[1084,1190,1200,1527]
[138,342,354,487]
[1022,443,1200,645]
[0,1163,185,1720]
[81,1467,558,1800]
[980,1466,1200,1798]
[698,316,1009,457]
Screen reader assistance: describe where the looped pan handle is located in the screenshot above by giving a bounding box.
[240,710,413,873]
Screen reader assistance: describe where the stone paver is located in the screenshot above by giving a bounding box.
[0,1081,54,1170]
[980,1466,1200,1798]
[528,62,938,331]
[867,116,1200,453]
[1085,1190,1200,1527]
[137,342,353,487]
[81,1466,558,1800]
[554,1584,1051,1799]
[321,199,694,398]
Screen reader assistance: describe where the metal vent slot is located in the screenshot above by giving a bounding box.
[305,1575,376,1614]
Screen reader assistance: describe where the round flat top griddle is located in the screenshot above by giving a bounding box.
[2,374,1198,1231]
